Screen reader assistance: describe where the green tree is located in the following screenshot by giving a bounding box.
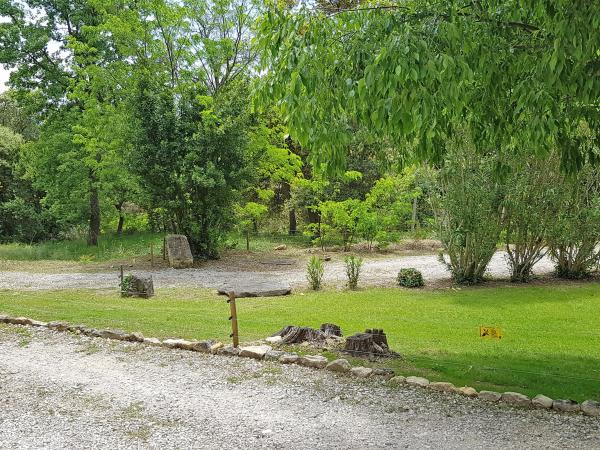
[430,131,503,284]
[257,1,600,171]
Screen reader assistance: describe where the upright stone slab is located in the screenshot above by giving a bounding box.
[166,234,194,269]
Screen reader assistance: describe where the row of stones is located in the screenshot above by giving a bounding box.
[385,377,600,417]
[1,314,598,417]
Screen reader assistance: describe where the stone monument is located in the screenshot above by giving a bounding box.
[166,234,194,269]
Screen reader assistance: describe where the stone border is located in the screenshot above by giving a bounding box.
[1,313,598,418]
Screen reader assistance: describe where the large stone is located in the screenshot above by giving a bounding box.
[458,387,478,398]
[218,345,241,356]
[388,376,406,385]
[532,394,554,409]
[325,359,351,373]
[427,382,457,393]
[162,339,195,350]
[217,281,291,298]
[0,314,9,323]
[8,317,33,326]
[501,392,531,408]
[279,353,300,364]
[350,366,373,378]
[264,350,286,361]
[190,340,214,353]
[581,400,600,417]
[298,355,328,369]
[209,342,224,354]
[166,234,194,269]
[121,274,154,298]
[552,399,580,413]
[479,391,502,402]
[265,336,283,344]
[406,376,430,387]
[143,337,162,346]
[47,321,69,332]
[239,345,272,360]
[372,368,395,379]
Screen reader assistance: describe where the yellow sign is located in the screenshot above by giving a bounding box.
[479,326,503,340]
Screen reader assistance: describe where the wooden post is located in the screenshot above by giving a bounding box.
[150,243,154,268]
[163,237,167,261]
[227,292,239,348]
[119,265,124,294]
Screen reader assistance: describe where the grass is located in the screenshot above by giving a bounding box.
[1,283,599,401]
[0,232,165,262]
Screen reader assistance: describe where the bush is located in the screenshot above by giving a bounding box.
[397,268,424,288]
[306,256,325,290]
[430,130,502,284]
[547,165,600,279]
[344,255,363,290]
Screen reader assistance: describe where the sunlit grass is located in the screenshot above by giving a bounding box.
[1,282,599,401]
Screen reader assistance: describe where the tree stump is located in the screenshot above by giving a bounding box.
[344,329,396,357]
[271,323,342,344]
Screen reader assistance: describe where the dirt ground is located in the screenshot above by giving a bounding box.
[0,250,558,291]
[1,324,599,449]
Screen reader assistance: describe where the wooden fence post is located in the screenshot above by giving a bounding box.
[150,243,154,268]
[119,265,124,294]
[163,237,167,261]
[227,292,239,348]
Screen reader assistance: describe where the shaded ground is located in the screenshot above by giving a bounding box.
[0,251,556,291]
[1,325,598,449]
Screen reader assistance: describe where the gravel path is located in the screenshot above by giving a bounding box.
[1,325,598,449]
[0,252,555,291]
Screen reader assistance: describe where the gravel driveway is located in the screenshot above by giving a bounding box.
[0,251,556,291]
[1,325,598,449]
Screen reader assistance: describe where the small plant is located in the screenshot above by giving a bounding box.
[397,268,424,288]
[306,255,325,290]
[345,255,363,290]
[120,274,134,296]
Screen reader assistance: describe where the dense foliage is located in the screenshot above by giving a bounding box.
[257,0,600,172]
[0,0,598,283]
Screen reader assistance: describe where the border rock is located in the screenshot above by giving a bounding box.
[501,392,531,408]
[552,399,580,413]
[428,382,457,393]
[239,345,271,360]
[388,376,406,385]
[532,394,553,409]
[279,353,299,364]
[298,355,328,369]
[479,391,501,402]
[581,400,600,417]
[351,367,373,378]
[326,359,351,373]
[406,376,430,387]
[458,387,478,397]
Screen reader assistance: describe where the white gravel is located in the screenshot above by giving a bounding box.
[0,251,556,291]
[1,325,598,449]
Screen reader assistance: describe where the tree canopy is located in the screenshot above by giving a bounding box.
[256,0,600,172]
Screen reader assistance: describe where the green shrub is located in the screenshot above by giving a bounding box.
[397,268,424,288]
[344,255,363,290]
[306,256,325,290]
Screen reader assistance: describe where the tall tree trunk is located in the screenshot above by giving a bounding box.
[87,179,100,246]
[289,208,297,235]
[411,197,418,233]
[115,201,125,236]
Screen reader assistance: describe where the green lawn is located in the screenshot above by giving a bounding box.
[1,283,599,402]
